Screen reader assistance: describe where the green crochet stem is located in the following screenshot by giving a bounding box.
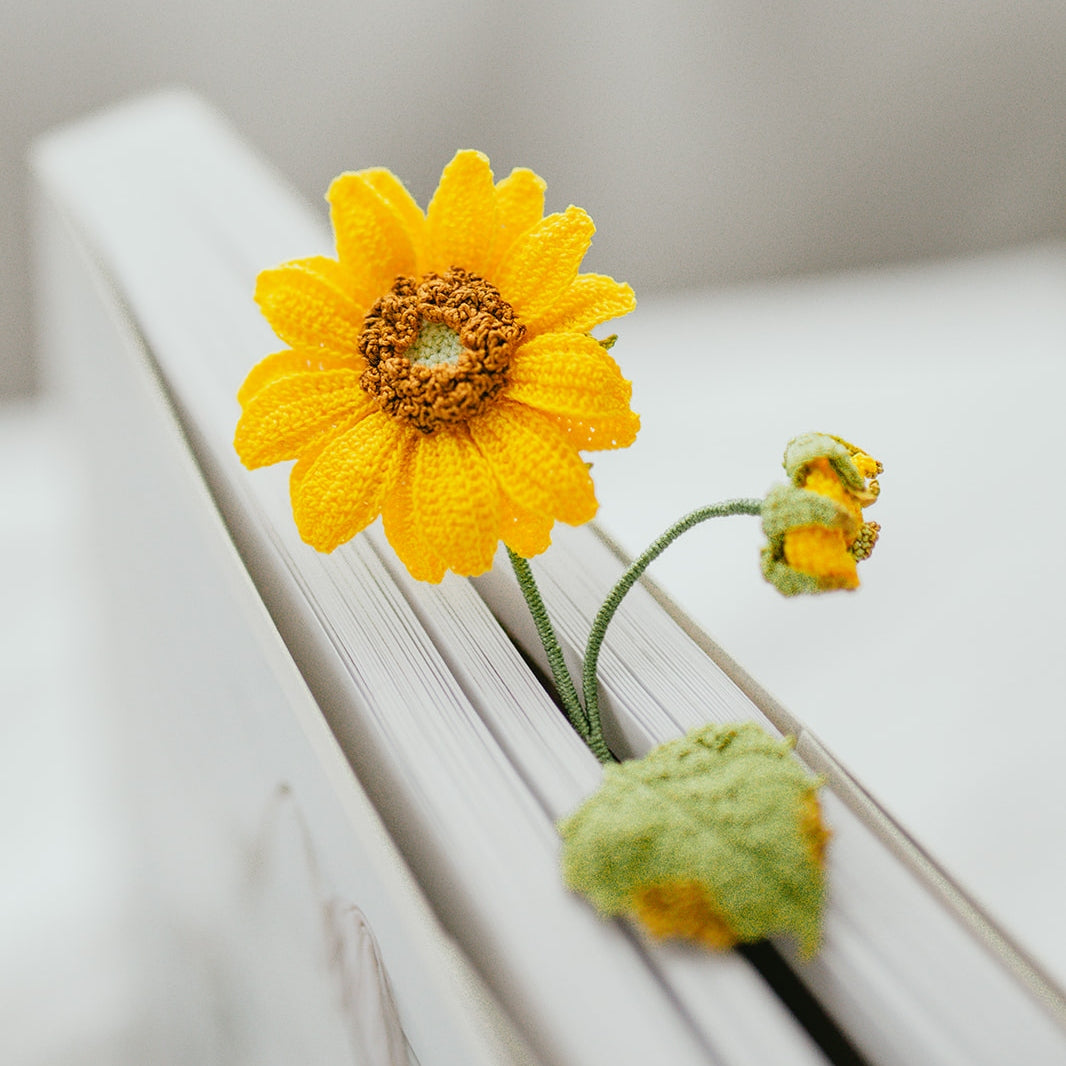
[507,549,604,755]
[508,497,763,767]
[581,498,763,743]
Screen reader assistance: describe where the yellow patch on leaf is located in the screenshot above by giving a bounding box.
[631,881,740,951]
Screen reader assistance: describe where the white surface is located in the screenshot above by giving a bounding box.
[0,402,142,1065]
[591,245,1066,991]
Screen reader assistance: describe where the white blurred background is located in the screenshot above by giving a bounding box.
[5,1,1066,396]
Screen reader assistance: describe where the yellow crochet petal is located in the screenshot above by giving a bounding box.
[328,173,419,306]
[381,444,448,584]
[498,489,555,558]
[411,426,499,576]
[285,411,377,497]
[234,369,376,469]
[489,167,546,272]
[425,150,497,277]
[237,349,363,407]
[359,167,428,269]
[508,332,633,416]
[291,411,408,552]
[524,274,636,340]
[469,401,597,527]
[541,409,641,452]
[493,206,594,323]
[783,526,859,588]
[802,462,864,525]
[255,258,365,356]
[290,421,344,495]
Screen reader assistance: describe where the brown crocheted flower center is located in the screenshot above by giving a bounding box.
[358,269,524,434]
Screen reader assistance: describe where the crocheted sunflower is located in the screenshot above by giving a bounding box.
[234,151,638,581]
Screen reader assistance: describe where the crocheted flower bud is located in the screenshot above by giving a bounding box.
[783,432,880,505]
[558,723,828,955]
[762,433,882,595]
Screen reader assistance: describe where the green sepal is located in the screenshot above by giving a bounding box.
[783,432,865,493]
[558,722,827,954]
[761,548,830,596]
[761,484,856,544]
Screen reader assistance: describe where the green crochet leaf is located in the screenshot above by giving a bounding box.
[559,722,827,954]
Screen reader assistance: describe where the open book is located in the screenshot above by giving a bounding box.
[31,90,1066,1065]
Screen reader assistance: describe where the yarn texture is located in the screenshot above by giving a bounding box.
[558,722,829,954]
[234,151,638,581]
[761,433,882,595]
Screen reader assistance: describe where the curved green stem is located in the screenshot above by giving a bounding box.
[581,498,763,739]
[508,548,594,744]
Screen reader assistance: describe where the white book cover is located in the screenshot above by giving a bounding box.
[32,90,825,1066]
[30,88,1066,1066]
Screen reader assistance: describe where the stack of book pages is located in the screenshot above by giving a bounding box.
[31,90,1066,1065]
